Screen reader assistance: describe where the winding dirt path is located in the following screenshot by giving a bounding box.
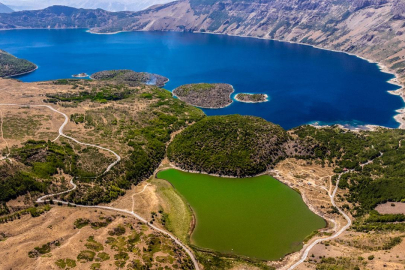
[0,103,200,270]
[286,152,382,270]
[131,183,151,213]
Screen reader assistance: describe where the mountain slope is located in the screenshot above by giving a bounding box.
[0,2,13,13]
[0,49,36,77]
[92,0,405,81]
[0,0,404,83]
[0,5,137,30]
[1,0,173,12]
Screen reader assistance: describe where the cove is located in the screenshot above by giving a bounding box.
[156,169,326,260]
[0,29,402,129]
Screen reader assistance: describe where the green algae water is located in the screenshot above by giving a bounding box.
[157,169,325,261]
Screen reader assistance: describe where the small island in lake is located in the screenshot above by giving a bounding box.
[72,73,89,78]
[235,93,268,103]
[91,69,168,87]
[173,83,234,109]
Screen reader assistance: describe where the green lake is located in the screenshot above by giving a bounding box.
[157,169,326,261]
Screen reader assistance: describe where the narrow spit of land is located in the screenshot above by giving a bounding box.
[0,103,200,270]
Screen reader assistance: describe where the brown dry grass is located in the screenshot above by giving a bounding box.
[272,159,405,270]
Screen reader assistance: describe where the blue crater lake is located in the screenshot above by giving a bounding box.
[0,29,402,129]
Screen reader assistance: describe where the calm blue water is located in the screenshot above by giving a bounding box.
[0,29,402,129]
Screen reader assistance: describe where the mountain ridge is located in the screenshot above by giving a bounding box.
[0,0,404,84]
[0,2,13,13]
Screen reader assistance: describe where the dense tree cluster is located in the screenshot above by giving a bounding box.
[168,115,289,177]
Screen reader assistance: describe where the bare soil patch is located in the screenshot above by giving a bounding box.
[376,202,405,215]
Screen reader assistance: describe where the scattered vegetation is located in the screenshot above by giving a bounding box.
[91,69,168,87]
[293,126,405,215]
[55,258,77,269]
[0,49,36,77]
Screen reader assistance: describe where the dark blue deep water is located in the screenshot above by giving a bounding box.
[0,29,402,129]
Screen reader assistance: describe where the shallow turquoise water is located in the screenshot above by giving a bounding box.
[0,29,402,129]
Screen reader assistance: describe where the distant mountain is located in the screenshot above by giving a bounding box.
[0,2,13,13]
[91,0,405,80]
[1,0,173,12]
[0,0,404,81]
[0,5,136,30]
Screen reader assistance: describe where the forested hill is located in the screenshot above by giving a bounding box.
[0,50,36,77]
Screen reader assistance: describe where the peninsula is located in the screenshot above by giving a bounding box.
[0,49,37,77]
[173,83,234,109]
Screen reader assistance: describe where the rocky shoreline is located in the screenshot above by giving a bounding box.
[235,93,268,103]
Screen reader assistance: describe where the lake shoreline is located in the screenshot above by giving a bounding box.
[156,167,326,263]
[207,31,405,129]
[94,28,405,129]
[8,64,38,78]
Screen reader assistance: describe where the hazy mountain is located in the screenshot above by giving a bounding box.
[0,0,404,80]
[92,0,405,80]
[1,0,173,12]
[0,5,135,29]
[0,2,13,13]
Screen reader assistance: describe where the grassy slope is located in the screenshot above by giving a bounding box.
[0,79,205,206]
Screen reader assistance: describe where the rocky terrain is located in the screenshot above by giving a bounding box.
[90,0,405,82]
[0,49,36,77]
[1,0,404,83]
[235,93,268,103]
[173,83,234,108]
[91,69,169,87]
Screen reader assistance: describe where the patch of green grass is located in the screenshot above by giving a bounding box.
[96,252,110,262]
[174,83,214,95]
[74,218,90,229]
[77,250,96,262]
[114,251,129,261]
[108,225,126,236]
[55,258,76,269]
[151,177,192,244]
[90,262,101,270]
[85,236,104,252]
[35,243,51,254]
